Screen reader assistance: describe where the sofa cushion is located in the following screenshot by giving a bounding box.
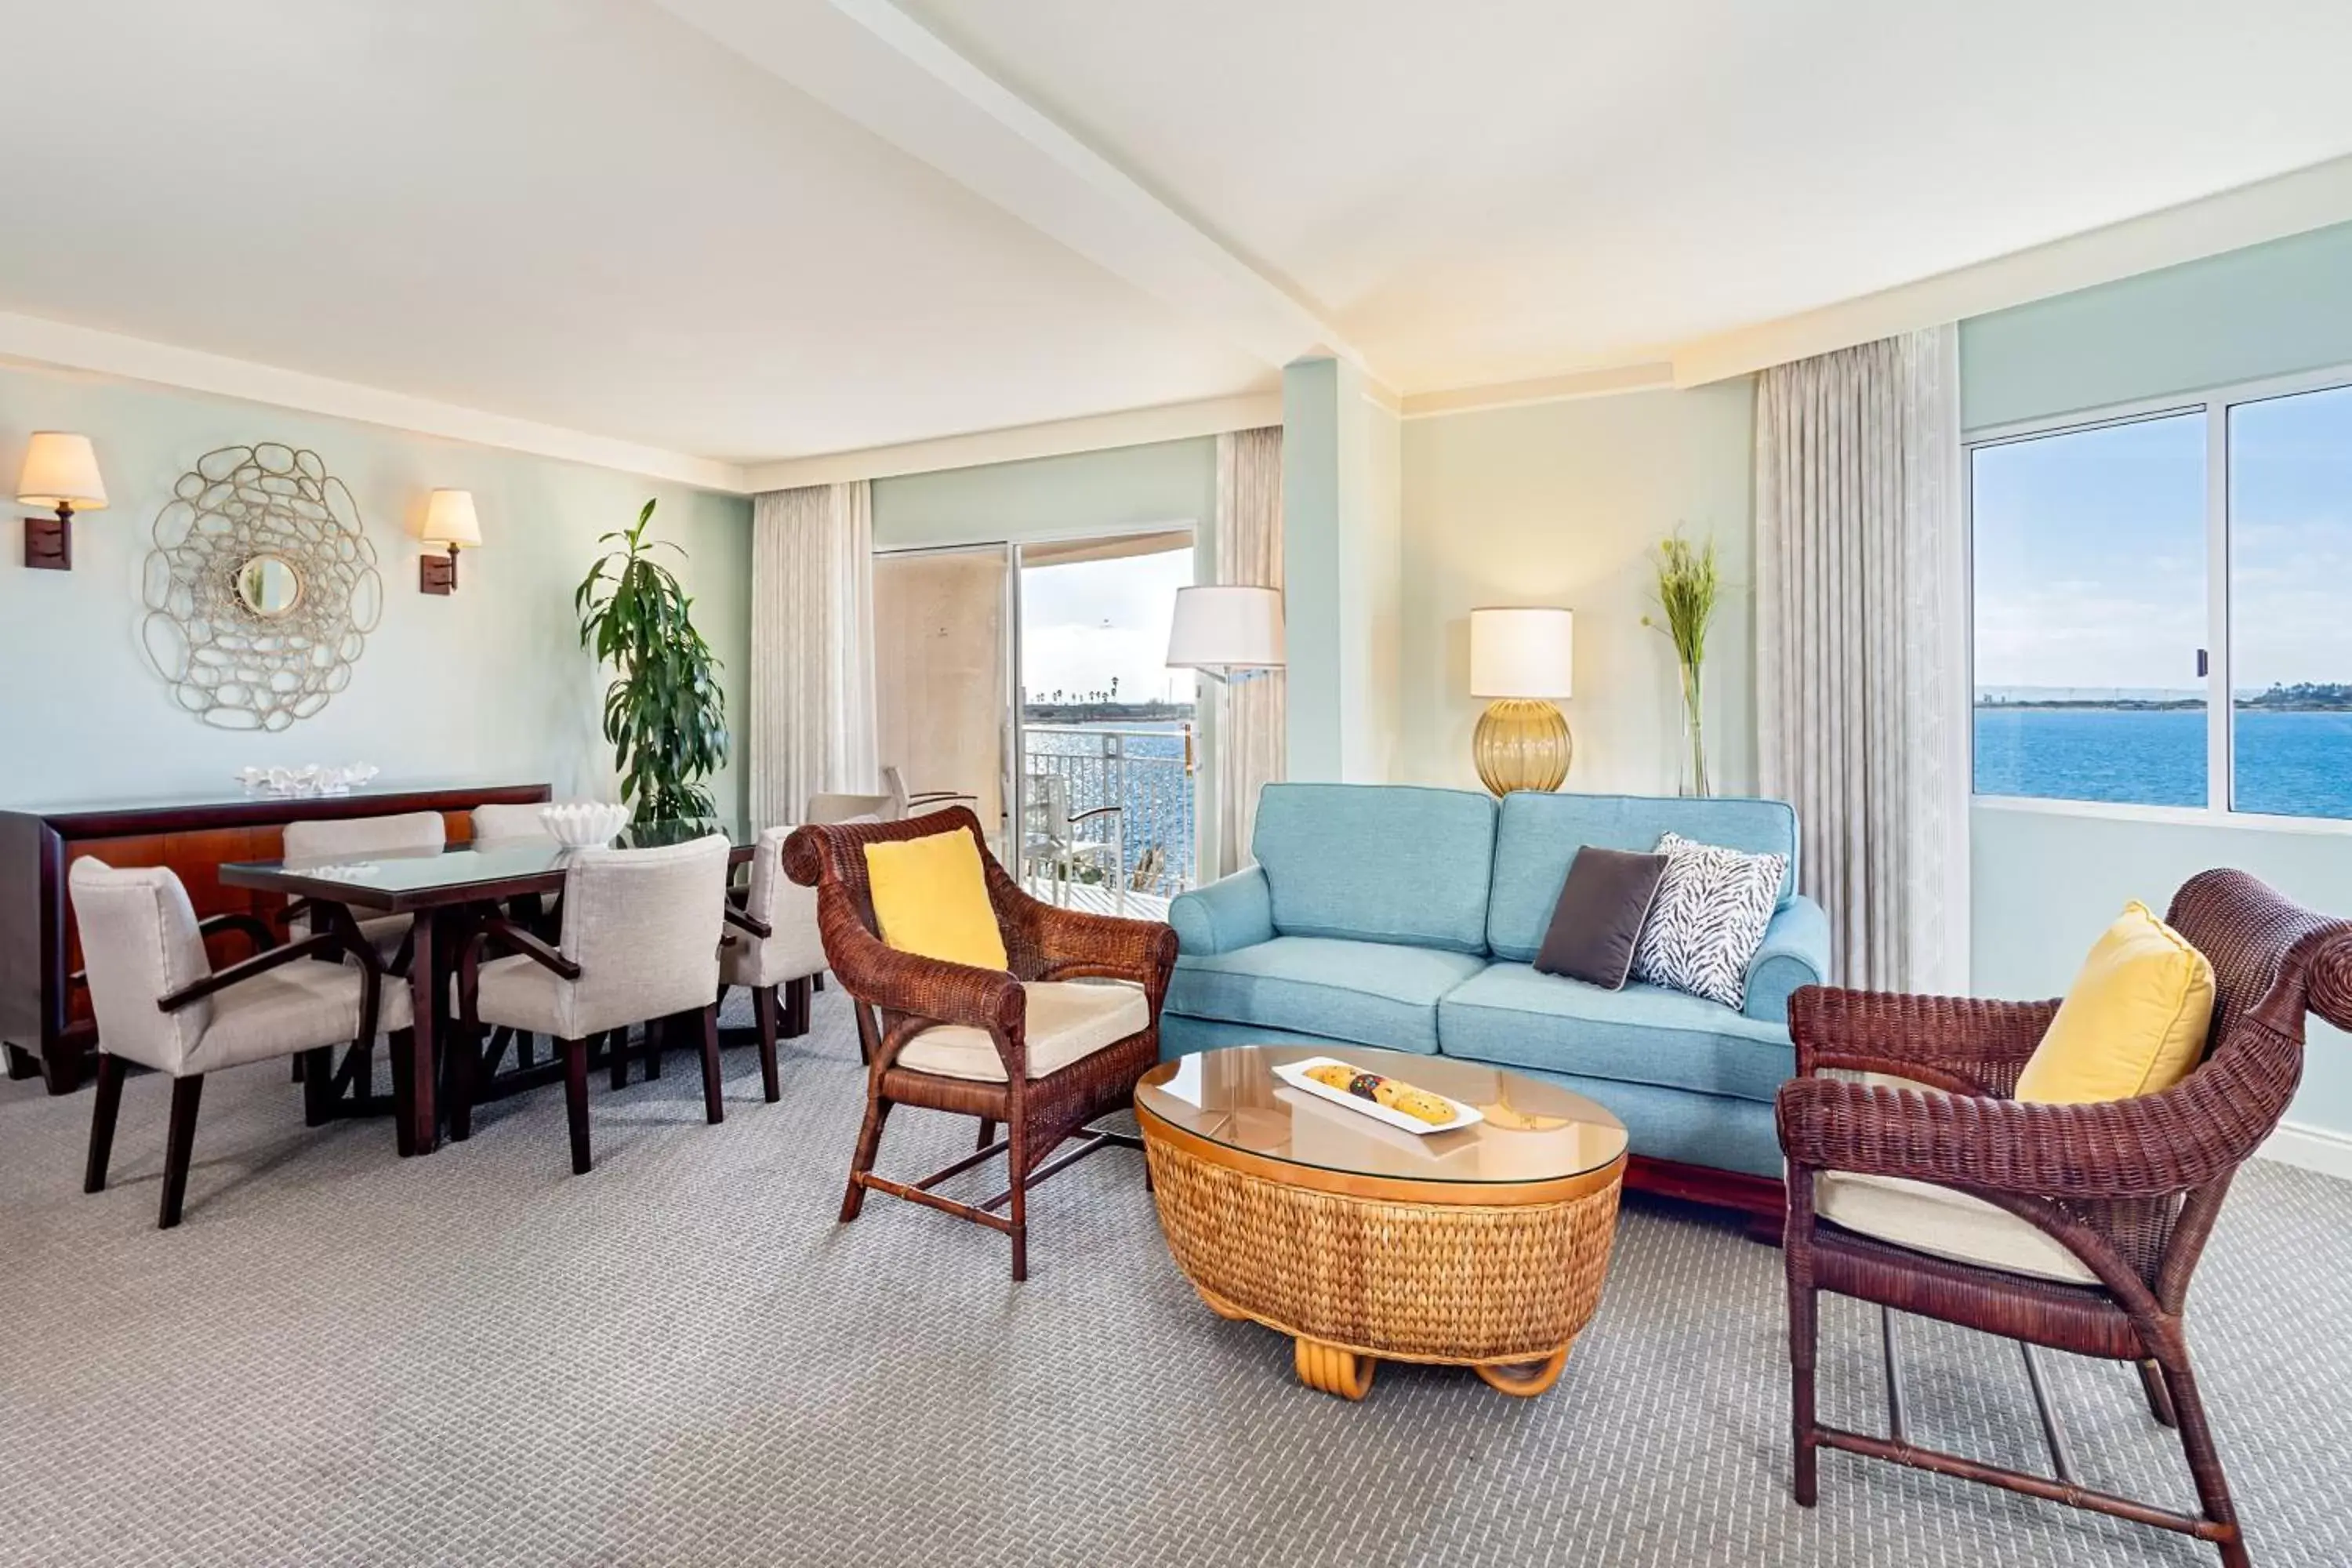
[1252,783,1497,954]
[1486,793,1801,962]
[1167,937,1490,1055]
[1436,960,1794,1104]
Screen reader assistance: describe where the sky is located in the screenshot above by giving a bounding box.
[1018,545,1197,708]
[1972,381,2352,695]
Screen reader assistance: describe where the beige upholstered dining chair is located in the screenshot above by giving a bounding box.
[450,835,731,1174]
[806,764,975,826]
[719,827,827,1102]
[281,810,447,970]
[468,802,551,841]
[70,858,412,1228]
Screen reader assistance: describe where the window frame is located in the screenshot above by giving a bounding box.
[1965,360,2352,833]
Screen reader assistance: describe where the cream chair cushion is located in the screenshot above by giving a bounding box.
[1813,1069,2098,1286]
[897,980,1149,1083]
[196,964,416,1073]
[720,827,826,989]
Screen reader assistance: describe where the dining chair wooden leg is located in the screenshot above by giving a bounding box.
[561,1037,593,1174]
[387,1037,416,1158]
[811,971,824,993]
[158,1074,205,1229]
[784,975,812,1038]
[446,1025,479,1143]
[753,986,781,1103]
[608,1028,631,1091]
[699,1005,725,1124]
[644,1025,662,1080]
[84,1052,126,1194]
[302,1046,336,1127]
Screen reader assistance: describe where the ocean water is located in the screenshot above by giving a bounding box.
[1022,723,1196,892]
[1973,707,2352,818]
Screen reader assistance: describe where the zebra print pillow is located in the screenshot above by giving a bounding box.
[1630,833,1788,1009]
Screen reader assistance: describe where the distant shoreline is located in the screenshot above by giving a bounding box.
[1976,700,2352,713]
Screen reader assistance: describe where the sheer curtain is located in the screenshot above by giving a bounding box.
[1755,326,1969,993]
[1210,426,1285,877]
[749,481,878,829]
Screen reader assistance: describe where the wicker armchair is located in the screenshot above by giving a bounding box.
[784,807,1178,1281]
[1777,869,2352,1567]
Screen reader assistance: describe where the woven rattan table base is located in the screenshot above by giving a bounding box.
[1140,1116,1624,1400]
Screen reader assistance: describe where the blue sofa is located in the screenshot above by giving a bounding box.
[1161,782,1831,1196]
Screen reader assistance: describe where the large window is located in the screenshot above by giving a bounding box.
[1970,371,2352,822]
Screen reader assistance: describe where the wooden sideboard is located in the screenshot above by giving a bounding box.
[0,782,550,1093]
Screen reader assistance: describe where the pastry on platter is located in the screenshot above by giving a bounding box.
[1302,1062,1457,1125]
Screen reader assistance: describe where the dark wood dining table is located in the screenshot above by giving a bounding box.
[220,818,757,1156]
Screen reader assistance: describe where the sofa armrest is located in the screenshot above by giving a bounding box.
[1743,895,1830,1023]
[1168,866,1275,956]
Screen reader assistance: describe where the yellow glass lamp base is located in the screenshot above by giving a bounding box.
[1473,698,1571,796]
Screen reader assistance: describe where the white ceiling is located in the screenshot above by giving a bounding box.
[6,0,2352,476]
[899,0,2352,393]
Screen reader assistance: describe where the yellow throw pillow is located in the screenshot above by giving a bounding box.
[2014,902,2215,1105]
[862,829,1009,972]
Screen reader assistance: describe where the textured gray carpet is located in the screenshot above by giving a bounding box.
[3,989,2349,1567]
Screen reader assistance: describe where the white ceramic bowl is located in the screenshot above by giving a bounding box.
[539,802,630,848]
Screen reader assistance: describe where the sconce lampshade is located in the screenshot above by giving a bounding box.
[16,433,107,513]
[1166,585,1285,681]
[1469,607,1573,699]
[420,488,482,549]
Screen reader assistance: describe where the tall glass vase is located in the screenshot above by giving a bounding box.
[1677,661,1711,798]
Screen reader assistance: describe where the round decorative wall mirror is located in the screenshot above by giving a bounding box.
[236,554,305,618]
[141,444,383,731]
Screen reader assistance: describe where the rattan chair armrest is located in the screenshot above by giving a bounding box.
[1775,1073,2244,1201]
[823,915,1024,1034]
[158,931,347,1012]
[1788,986,2060,1077]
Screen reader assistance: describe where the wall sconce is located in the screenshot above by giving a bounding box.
[418,488,481,593]
[16,433,107,572]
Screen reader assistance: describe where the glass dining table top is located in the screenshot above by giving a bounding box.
[218,817,757,909]
[1135,1044,1628,1188]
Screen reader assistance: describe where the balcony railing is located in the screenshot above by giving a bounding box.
[1020,724,1195,907]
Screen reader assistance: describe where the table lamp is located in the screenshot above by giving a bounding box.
[1469,607,1573,795]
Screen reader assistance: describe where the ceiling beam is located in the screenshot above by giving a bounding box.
[742,391,1281,491]
[651,0,1368,381]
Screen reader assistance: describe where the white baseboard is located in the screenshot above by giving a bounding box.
[2258,1119,2352,1182]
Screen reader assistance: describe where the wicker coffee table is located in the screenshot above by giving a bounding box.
[1135,1044,1628,1400]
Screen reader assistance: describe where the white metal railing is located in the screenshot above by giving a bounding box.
[1020,724,1196,903]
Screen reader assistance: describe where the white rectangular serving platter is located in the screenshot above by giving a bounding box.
[1270,1056,1485,1137]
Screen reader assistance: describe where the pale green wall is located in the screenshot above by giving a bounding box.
[1962,219,2352,430]
[0,362,753,814]
[1962,222,2352,1143]
[869,437,1214,550]
[1396,383,1757,796]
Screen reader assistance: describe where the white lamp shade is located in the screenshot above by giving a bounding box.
[1470,607,1573,699]
[16,433,107,512]
[421,488,482,548]
[1167,585,1284,672]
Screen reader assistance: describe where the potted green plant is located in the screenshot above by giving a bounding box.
[1644,531,1719,797]
[574,499,729,824]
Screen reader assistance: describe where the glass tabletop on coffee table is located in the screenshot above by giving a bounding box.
[1134,1044,1627,1189]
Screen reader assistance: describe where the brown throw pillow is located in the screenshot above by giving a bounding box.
[1534,847,1669,990]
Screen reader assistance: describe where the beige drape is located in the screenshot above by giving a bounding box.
[1755,326,1969,993]
[1210,426,1285,877]
[749,481,878,830]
